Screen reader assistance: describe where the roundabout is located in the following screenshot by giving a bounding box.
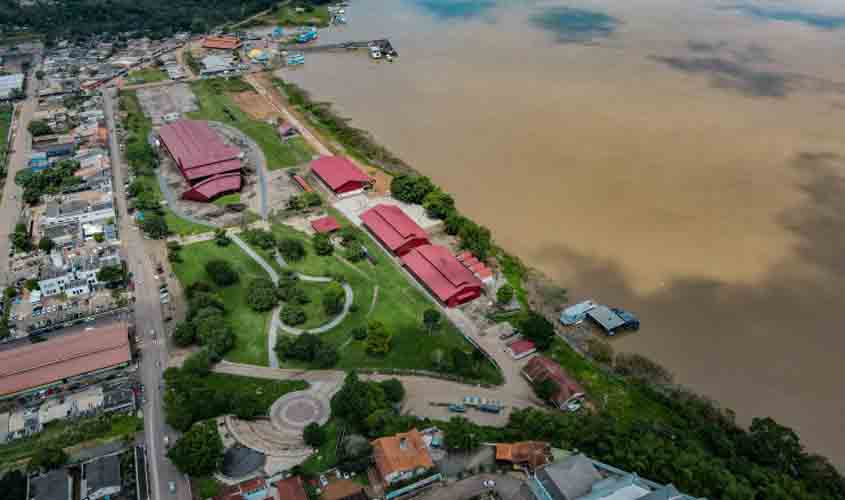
[270,391,330,432]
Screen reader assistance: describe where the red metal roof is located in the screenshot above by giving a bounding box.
[181,173,242,202]
[310,156,371,193]
[273,477,307,500]
[457,251,473,262]
[401,244,482,307]
[203,36,242,50]
[311,216,340,234]
[463,256,480,268]
[522,356,585,406]
[509,339,536,355]
[158,120,241,181]
[361,204,429,255]
[0,324,131,397]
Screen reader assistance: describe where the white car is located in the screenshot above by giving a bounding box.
[168,481,176,494]
[483,479,496,488]
[319,475,328,487]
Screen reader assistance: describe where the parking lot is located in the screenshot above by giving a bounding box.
[135,83,198,125]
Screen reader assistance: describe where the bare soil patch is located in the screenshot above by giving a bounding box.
[231,91,279,121]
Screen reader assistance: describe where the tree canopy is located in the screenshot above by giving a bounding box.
[205,259,238,287]
[167,420,223,477]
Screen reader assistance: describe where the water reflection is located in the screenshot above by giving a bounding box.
[726,2,845,30]
[409,0,498,21]
[530,6,619,43]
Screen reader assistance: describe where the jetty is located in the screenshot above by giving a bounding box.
[280,38,398,57]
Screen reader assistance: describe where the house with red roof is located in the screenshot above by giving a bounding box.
[400,244,482,307]
[274,476,307,500]
[360,204,429,256]
[310,216,341,234]
[521,356,586,409]
[157,119,243,202]
[309,156,372,196]
[507,339,537,360]
[203,35,242,50]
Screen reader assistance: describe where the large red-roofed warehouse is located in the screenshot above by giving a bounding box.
[400,244,482,307]
[0,324,131,399]
[157,119,244,201]
[360,204,429,256]
[309,156,372,196]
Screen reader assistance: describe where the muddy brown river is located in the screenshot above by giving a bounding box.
[281,0,845,465]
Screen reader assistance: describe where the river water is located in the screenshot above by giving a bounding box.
[281,0,845,464]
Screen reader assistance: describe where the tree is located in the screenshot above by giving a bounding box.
[322,281,345,315]
[379,379,405,404]
[313,232,333,256]
[444,211,468,236]
[303,422,326,448]
[38,237,55,252]
[4,286,17,299]
[534,378,558,402]
[195,314,234,359]
[422,308,441,335]
[167,421,224,476]
[242,229,275,249]
[518,311,555,351]
[390,175,435,204]
[742,417,805,476]
[330,372,388,430]
[365,320,392,356]
[430,348,445,370]
[97,265,126,286]
[443,416,481,451]
[205,259,238,286]
[141,213,169,239]
[496,284,514,305]
[214,228,231,246]
[585,338,614,364]
[344,244,366,262]
[0,470,26,500]
[281,305,306,326]
[27,120,52,137]
[422,189,455,219]
[35,69,45,80]
[11,223,31,252]
[172,321,196,347]
[278,237,306,261]
[247,278,278,312]
[182,349,212,377]
[28,444,68,472]
[614,353,673,385]
[458,220,492,260]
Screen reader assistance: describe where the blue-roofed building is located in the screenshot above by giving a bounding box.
[560,300,597,325]
[272,26,285,38]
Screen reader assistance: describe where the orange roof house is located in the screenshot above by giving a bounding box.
[203,35,242,50]
[495,441,551,469]
[372,429,435,485]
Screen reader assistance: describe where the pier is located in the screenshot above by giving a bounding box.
[280,38,398,57]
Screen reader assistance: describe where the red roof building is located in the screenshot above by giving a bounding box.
[311,216,341,234]
[0,324,131,399]
[507,339,537,359]
[182,172,242,202]
[274,476,307,500]
[309,156,372,195]
[521,356,586,409]
[158,120,241,183]
[360,204,429,256]
[203,36,242,50]
[400,244,482,307]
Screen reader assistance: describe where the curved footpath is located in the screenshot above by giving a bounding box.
[229,234,353,368]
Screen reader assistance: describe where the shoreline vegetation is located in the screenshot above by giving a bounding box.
[272,76,845,499]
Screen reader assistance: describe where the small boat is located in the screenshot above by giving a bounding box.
[369,45,382,59]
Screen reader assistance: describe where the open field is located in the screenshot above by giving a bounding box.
[261,215,501,384]
[259,4,331,28]
[172,240,273,365]
[188,79,314,170]
[164,210,213,236]
[0,104,12,165]
[127,67,168,84]
[232,91,276,120]
[202,372,307,410]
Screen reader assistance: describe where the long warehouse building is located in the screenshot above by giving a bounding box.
[0,324,132,400]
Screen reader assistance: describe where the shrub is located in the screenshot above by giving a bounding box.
[614,353,673,385]
[278,237,306,261]
[344,244,366,262]
[365,320,392,356]
[281,305,306,326]
[313,232,333,256]
[322,282,345,315]
[247,278,279,311]
[586,338,614,364]
[242,229,276,250]
[422,189,455,219]
[390,175,435,204]
[303,422,326,447]
[496,284,514,305]
[351,326,367,340]
[214,228,231,246]
[205,259,238,286]
[275,332,338,368]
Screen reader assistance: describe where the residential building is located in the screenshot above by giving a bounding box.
[521,356,585,410]
[0,324,131,400]
[321,479,367,500]
[400,244,483,307]
[0,73,24,99]
[81,453,122,500]
[495,441,551,470]
[507,339,537,359]
[274,476,308,500]
[360,204,429,256]
[29,469,72,500]
[201,54,236,76]
[203,36,242,50]
[372,429,438,491]
[41,195,115,228]
[530,454,602,500]
[217,477,274,500]
[309,156,373,196]
[38,248,120,297]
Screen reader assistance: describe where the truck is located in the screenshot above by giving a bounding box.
[479,402,502,414]
[447,403,466,413]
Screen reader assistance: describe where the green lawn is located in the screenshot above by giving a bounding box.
[164,209,214,236]
[289,280,334,330]
[0,104,12,164]
[263,216,502,384]
[172,241,273,365]
[212,192,241,207]
[188,78,314,170]
[0,414,142,466]
[127,67,168,84]
[262,4,331,27]
[203,372,307,409]
[299,420,340,475]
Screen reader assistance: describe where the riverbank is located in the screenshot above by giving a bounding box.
[266,72,845,497]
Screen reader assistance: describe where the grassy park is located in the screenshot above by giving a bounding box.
[172,241,273,365]
[259,4,331,27]
[188,78,314,170]
[127,67,168,84]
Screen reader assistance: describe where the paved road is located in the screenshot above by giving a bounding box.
[0,74,36,284]
[417,474,530,500]
[103,89,190,500]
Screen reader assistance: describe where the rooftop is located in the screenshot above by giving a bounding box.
[0,324,131,397]
[83,453,121,496]
[273,476,307,500]
[158,120,241,181]
[372,428,434,479]
[400,244,482,305]
[310,156,371,193]
[203,36,242,50]
[360,204,429,255]
[310,216,341,234]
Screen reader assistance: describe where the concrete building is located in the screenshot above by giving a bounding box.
[41,196,115,228]
[372,429,440,499]
[309,156,372,196]
[0,73,24,99]
[81,453,122,500]
[29,469,72,500]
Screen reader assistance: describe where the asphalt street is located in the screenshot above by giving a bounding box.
[103,88,189,500]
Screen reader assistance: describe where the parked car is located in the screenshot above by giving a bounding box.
[168,481,176,494]
[483,479,496,488]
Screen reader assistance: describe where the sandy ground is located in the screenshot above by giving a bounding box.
[231,91,279,121]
